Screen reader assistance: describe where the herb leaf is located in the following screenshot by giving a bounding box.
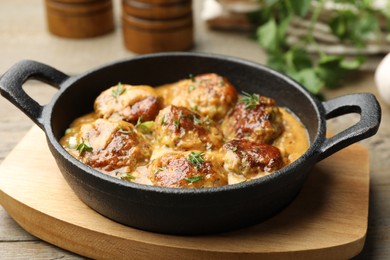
[184,175,204,183]
[157,166,167,172]
[291,0,311,17]
[254,1,379,94]
[257,18,279,52]
[193,115,203,125]
[193,115,213,128]
[112,82,126,98]
[116,172,136,182]
[188,151,204,168]
[135,117,154,134]
[118,127,133,135]
[76,139,93,155]
[239,92,260,109]
[174,112,183,129]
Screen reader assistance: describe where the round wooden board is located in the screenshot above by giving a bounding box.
[0,126,369,259]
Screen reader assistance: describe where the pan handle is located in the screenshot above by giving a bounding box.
[0,60,69,129]
[317,93,381,161]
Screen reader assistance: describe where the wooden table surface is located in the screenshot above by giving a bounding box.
[1,0,389,259]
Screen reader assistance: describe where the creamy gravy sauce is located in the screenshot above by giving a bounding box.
[275,108,309,163]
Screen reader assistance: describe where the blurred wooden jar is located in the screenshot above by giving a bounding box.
[122,0,193,54]
[45,0,115,38]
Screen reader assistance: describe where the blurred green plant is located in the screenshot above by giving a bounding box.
[253,0,390,95]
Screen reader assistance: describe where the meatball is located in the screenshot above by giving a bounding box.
[221,93,284,144]
[154,105,224,151]
[222,139,285,178]
[158,73,238,121]
[94,84,163,124]
[148,151,228,188]
[61,118,151,174]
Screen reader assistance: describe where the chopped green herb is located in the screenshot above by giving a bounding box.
[112,82,126,98]
[188,151,204,168]
[135,117,154,134]
[76,139,93,155]
[203,116,212,129]
[219,80,225,86]
[193,115,212,130]
[254,1,370,94]
[174,113,183,129]
[184,175,204,183]
[239,91,260,109]
[161,115,165,125]
[193,115,203,125]
[157,166,167,172]
[118,126,133,134]
[119,172,136,181]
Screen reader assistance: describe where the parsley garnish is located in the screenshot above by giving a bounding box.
[118,172,136,182]
[188,151,204,168]
[203,116,212,129]
[193,115,203,125]
[112,82,126,98]
[184,175,204,183]
[76,139,93,155]
[255,0,368,94]
[157,166,167,172]
[135,117,154,134]
[174,112,183,129]
[239,91,260,109]
[118,126,133,134]
[193,115,212,130]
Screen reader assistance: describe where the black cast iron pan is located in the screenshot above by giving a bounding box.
[0,52,381,235]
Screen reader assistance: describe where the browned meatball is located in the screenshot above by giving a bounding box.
[221,93,284,144]
[60,118,151,174]
[154,105,224,151]
[94,84,163,124]
[148,151,228,188]
[158,73,238,121]
[222,139,285,178]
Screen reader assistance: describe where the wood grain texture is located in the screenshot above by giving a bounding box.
[121,0,194,53]
[0,241,82,259]
[45,0,115,38]
[0,126,369,259]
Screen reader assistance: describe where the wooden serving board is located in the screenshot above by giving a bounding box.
[0,126,369,259]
